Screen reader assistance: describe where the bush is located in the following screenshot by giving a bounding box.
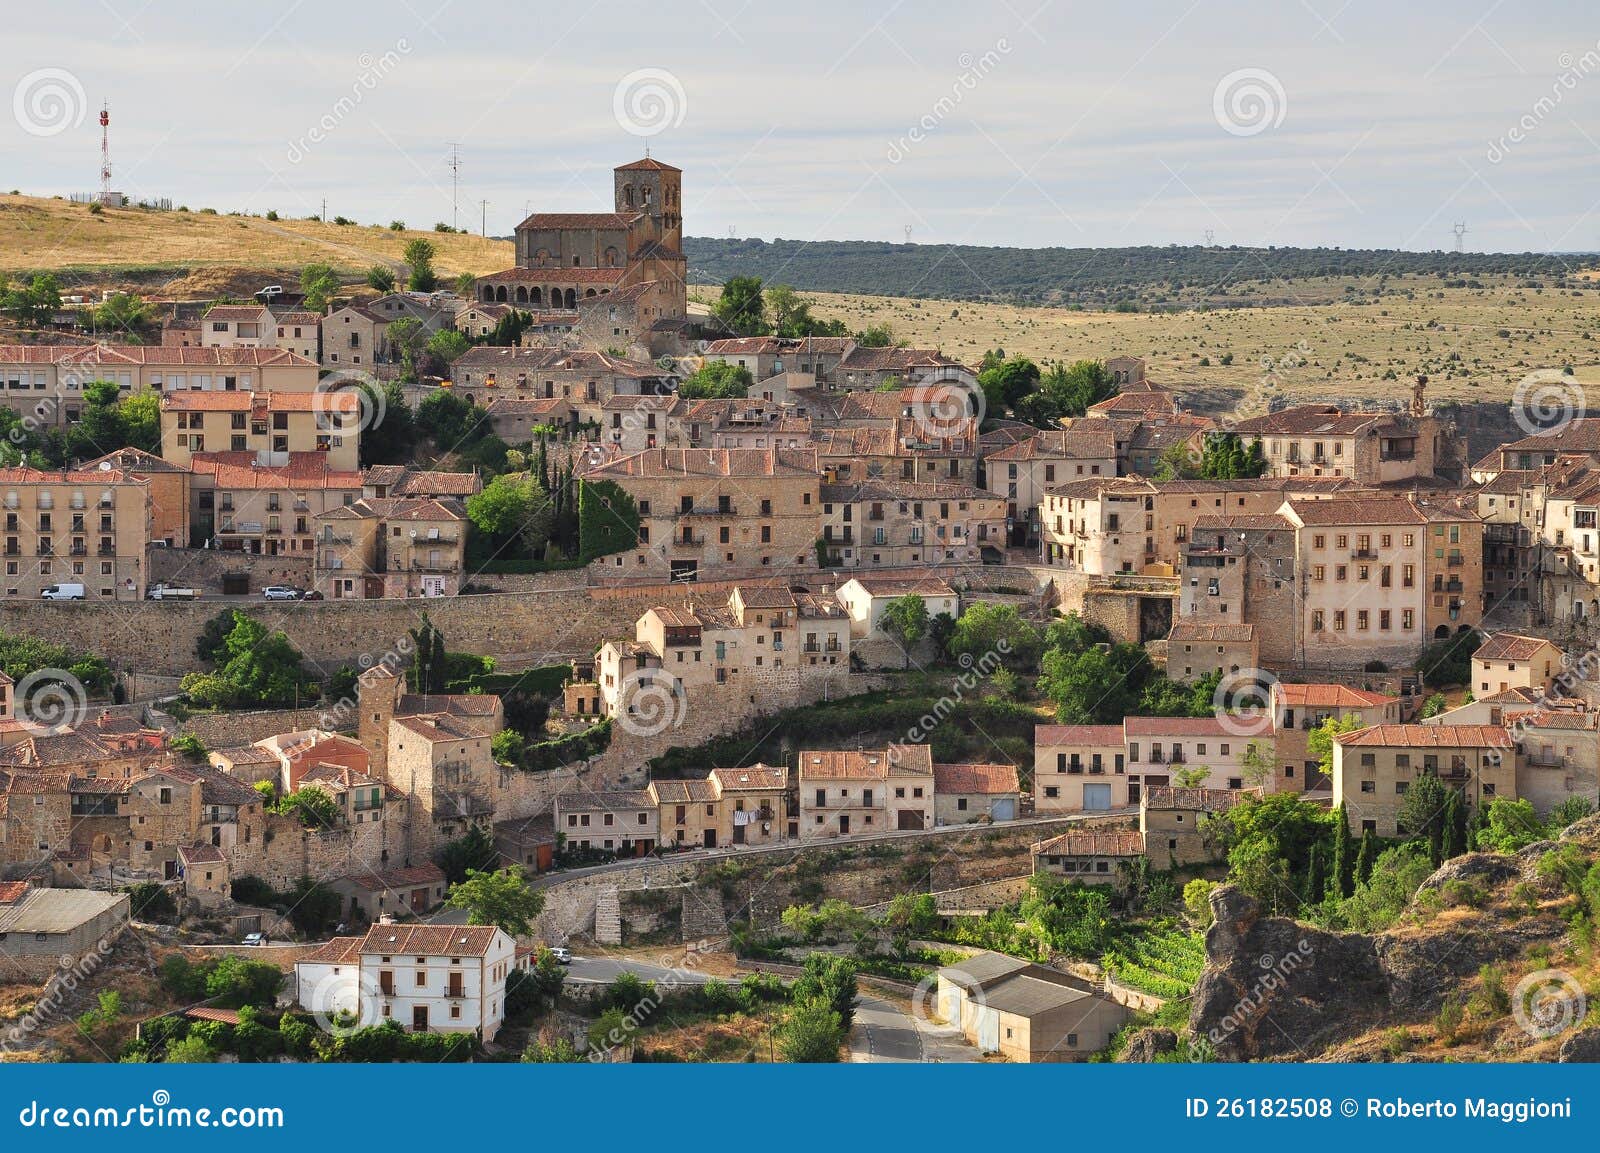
[230,875,278,908]
[125,882,178,923]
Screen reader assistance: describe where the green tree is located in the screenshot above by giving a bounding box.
[876,594,930,669]
[299,262,341,311]
[1239,739,1276,788]
[117,392,161,453]
[1418,630,1481,689]
[205,955,284,1008]
[1441,788,1466,860]
[1015,359,1115,427]
[790,953,858,1034]
[386,316,429,380]
[1329,805,1354,899]
[433,825,499,885]
[92,292,153,336]
[1199,431,1268,479]
[1307,714,1364,783]
[778,998,843,1062]
[455,271,478,297]
[274,785,339,829]
[467,474,540,539]
[1183,878,1216,928]
[855,323,896,347]
[711,276,769,336]
[676,360,753,399]
[365,265,397,292]
[946,602,1041,672]
[403,238,438,292]
[977,355,1041,419]
[1475,797,1546,852]
[409,613,445,692]
[444,867,545,937]
[426,328,471,367]
[163,1034,216,1063]
[357,381,415,467]
[1396,771,1450,865]
[1355,827,1378,885]
[1,273,61,327]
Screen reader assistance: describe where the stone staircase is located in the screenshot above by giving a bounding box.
[680,888,729,943]
[593,886,622,946]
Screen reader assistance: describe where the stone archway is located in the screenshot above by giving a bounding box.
[515,286,528,304]
[564,288,576,308]
[495,285,507,303]
[530,287,543,306]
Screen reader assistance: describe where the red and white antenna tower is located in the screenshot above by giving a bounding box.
[99,105,112,204]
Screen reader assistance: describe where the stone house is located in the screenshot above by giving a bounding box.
[931,762,1020,825]
[935,951,1129,1062]
[818,479,1004,568]
[1472,632,1564,697]
[161,389,361,471]
[1332,723,1516,837]
[797,744,936,838]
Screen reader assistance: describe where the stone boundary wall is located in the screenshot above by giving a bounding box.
[149,548,313,593]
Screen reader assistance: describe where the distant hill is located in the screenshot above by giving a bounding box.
[683,237,1596,306]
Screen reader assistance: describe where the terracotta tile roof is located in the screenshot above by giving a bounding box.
[649,778,719,803]
[79,446,189,474]
[339,863,445,892]
[1167,622,1255,643]
[299,935,364,964]
[188,452,363,490]
[558,789,653,810]
[272,311,322,326]
[1124,714,1273,737]
[1143,786,1256,812]
[450,345,659,376]
[203,305,269,321]
[1035,724,1127,746]
[842,575,956,598]
[0,881,29,905]
[583,447,819,479]
[1336,724,1514,748]
[0,344,314,368]
[1190,513,1294,531]
[1272,683,1397,709]
[932,762,1019,794]
[1496,417,1600,454]
[1511,709,1597,730]
[798,744,932,780]
[514,212,638,230]
[178,843,226,865]
[396,693,501,718]
[838,347,966,373]
[1284,495,1429,526]
[0,464,140,485]
[615,156,682,172]
[1473,632,1559,662]
[358,923,502,958]
[709,764,787,791]
[393,470,481,497]
[1033,830,1144,856]
[1231,404,1403,436]
[161,390,358,413]
[984,427,1118,462]
[1088,390,1177,416]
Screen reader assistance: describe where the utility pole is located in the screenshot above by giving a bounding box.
[321,196,327,223]
[480,199,488,238]
[448,142,462,231]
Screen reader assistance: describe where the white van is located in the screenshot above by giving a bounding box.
[40,583,86,600]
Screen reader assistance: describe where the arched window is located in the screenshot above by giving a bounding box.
[622,184,633,208]
[515,286,528,304]
[642,185,651,205]
[530,287,543,307]
[495,285,507,303]
[604,246,620,268]
[565,288,576,309]
[481,285,494,302]
[585,288,597,297]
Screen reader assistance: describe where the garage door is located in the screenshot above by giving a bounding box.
[1083,783,1112,811]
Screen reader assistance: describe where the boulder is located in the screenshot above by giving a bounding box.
[1118,1027,1178,1063]
[1559,1027,1600,1063]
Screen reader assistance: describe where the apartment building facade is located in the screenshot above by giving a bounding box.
[160,390,361,471]
[818,480,1004,568]
[1332,724,1515,837]
[0,467,150,599]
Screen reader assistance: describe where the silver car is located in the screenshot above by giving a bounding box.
[261,586,299,600]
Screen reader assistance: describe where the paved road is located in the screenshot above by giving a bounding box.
[563,954,714,986]
[851,994,978,1063]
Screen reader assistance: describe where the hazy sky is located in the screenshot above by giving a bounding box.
[5,0,1599,253]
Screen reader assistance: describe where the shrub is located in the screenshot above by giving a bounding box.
[125,882,177,923]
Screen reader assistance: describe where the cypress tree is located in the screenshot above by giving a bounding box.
[1330,804,1354,898]
[430,630,447,693]
[1306,842,1327,905]
[1441,789,1466,860]
[1355,828,1377,885]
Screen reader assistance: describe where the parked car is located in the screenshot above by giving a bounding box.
[258,285,284,298]
[146,582,200,600]
[261,586,300,600]
[548,947,572,965]
[298,589,324,601]
[40,583,85,600]
[241,932,267,947]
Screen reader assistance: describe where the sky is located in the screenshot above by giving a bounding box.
[4,0,1600,253]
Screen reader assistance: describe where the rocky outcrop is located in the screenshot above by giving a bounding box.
[1559,1027,1600,1063]
[1118,1027,1178,1063]
[1190,886,1387,1061]
[1412,851,1520,897]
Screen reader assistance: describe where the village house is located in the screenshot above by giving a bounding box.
[1163,621,1257,682]
[1231,399,1448,486]
[931,762,1020,825]
[80,447,192,549]
[447,347,673,419]
[580,447,821,581]
[834,576,959,639]
[160,389,361,471]
[328,862,448,922]
[816,419,981,487]
[271,310,322,362]
[818,479,1005,568]
[0,345,318,428]
[315,496,468,599]
[295,922,516,1040]
[797,744,936,837]
[0,465,151,599]
[0,884,130,981]
[1332,724,1516,837]
[1178,513,1298,667]
[984,426,1119,547]
[935,951,1129,1062]
[554,790,657,855]
[1271,682,1402,792]
[1472,632,1565,697]
[187,452,364,556]
[200,304,272,348]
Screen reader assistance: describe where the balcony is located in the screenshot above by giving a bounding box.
[1524,754,1565,768]
[683,504,737,517]
[1351,549,1379,560]
[409,560,459,573]
[1446,555,1465,567]
[677,533,706,547]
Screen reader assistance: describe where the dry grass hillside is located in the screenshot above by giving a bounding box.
[796,280,1600,406]
[0,193,512,284]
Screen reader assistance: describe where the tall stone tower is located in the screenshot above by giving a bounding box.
[614,157,682,250]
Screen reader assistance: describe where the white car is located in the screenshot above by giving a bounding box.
[241,932,267,947]
[548,947,572,965]
[261,586,299,600]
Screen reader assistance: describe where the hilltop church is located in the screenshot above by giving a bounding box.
[475,156,691,357]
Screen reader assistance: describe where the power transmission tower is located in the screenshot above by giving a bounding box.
[1452,222,1467,252]
[480,199,488,237]
[903,225,912,245]
[447,143,462,231]
[1204,229,1215,246]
